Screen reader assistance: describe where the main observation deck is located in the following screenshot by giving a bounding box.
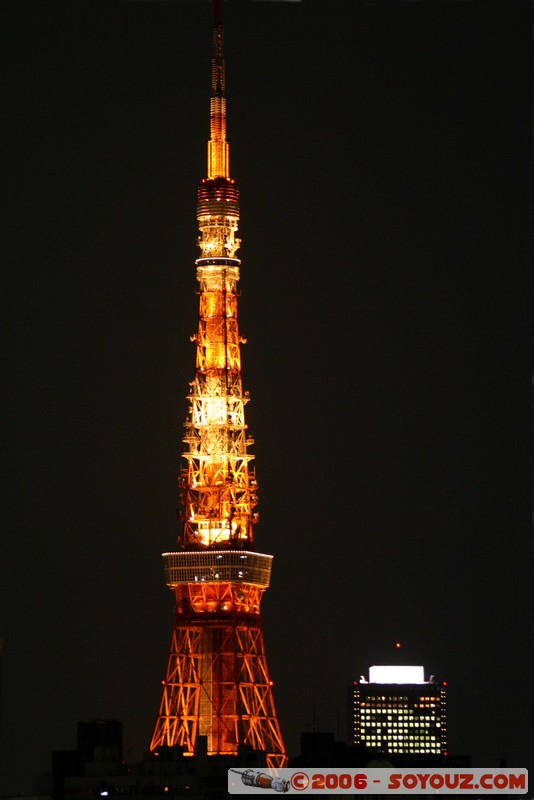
[162,550,273,588]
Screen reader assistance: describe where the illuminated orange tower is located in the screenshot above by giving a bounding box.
[149,1,286,768]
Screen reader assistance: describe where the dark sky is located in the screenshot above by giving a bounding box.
[1,0,532,791]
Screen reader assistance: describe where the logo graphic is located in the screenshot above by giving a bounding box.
[229,769,290,793]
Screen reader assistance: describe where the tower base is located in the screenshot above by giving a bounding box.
[150,553,286,769]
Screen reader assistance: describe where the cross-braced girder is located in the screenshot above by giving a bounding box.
[178,257,258,549]
[150,580,286,766]
[176,256,257,548]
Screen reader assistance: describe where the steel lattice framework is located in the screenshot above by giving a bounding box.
[149,0,286,769]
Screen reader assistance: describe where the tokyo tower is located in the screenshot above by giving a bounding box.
[149,0,287,768]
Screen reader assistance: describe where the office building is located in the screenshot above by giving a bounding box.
[350,665,447,756]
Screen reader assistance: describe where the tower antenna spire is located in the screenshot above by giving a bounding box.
[208,0,228,179]
[214,0,222,27]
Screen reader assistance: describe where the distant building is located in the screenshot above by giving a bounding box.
[349,665,447,757]
[33,719,267,800]
[76,719,122,764]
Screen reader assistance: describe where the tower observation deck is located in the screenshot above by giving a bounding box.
[149,1,286,768]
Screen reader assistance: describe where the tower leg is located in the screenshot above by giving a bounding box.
[150,613,286,767]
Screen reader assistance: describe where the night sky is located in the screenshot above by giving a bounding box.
[1,0,532,792]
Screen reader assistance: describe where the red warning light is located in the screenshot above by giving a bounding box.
[395,642,402,649]
[443,681,448,686]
